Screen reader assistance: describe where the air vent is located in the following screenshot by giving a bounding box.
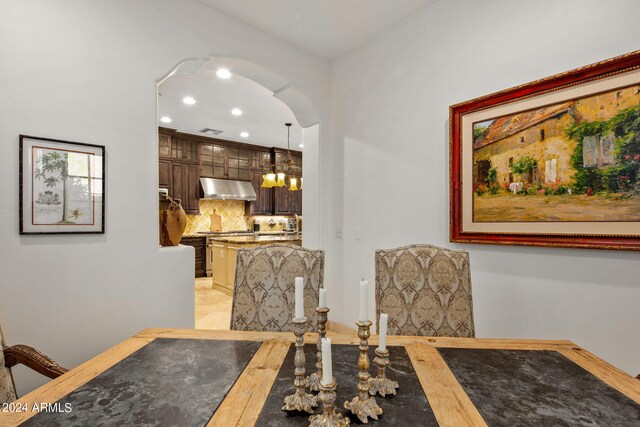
[199,128,224,135]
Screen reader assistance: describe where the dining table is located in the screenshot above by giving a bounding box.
[1,328,638,426]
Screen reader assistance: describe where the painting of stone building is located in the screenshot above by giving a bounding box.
[472,84,640,222]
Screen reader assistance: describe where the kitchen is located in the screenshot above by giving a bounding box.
[158,67,305,328]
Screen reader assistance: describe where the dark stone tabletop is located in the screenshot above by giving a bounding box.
[256,344,438,426]
[438,348,640,426]
[21,338,261,427]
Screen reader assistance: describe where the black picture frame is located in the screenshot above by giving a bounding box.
[19,135,106,235]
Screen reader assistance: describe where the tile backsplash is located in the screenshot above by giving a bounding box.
[184,200,248,235]
[183,200,294,235]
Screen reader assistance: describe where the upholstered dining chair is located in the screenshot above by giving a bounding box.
[375,244,475,337]
[0,325,68,403]
[230,244,324,332]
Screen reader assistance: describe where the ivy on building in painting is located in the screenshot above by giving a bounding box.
[567,105,640,195]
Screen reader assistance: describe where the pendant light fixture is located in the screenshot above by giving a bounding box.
[261,123,302,191]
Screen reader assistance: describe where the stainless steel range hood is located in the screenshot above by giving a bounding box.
[200,178,257,201]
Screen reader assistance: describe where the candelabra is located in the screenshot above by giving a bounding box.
[368,348,399,397]
[282,317,318,413]
[308,379,350,426]
[306,307,329,391]
[344,320,382,423]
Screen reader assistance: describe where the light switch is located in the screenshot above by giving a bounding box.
[336,228,343,239]
[355,228,362,240]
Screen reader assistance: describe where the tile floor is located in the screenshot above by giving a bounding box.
[195,277,232,330]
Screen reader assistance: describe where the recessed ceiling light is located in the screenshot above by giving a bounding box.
[182,96,196,105]
[240,132,249,138]
[299,144,304,148]
[160,116,172,124]
[216,68,232,79]
[231,108,243,116]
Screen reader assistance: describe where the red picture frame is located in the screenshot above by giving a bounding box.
[450,51,640,251]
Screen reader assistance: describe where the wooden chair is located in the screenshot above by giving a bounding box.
[230,244,324,332]
[0,325,68,403]
[375,244,475,337]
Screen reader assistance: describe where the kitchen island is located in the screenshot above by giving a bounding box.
[209,233,302,294]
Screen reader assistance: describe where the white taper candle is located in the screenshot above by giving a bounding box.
[319,288,327,308]
[295,277,304,319]
[321,337,333,385]
[358,279,368,322]
[378,313,388,351]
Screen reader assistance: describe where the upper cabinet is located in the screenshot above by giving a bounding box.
[200,143,227,178]
[246,149,273,216]
[158,127,302,216]
[273,150,303,215]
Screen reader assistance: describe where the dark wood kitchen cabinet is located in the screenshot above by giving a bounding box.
[200,143,227,178]
[171,163,200,214]
[180,236,206,278]
[246,149,274,215]
[159,128,303,216]
[171,138,199,163]
[159,159,171,189]
[200,144,250,180]
[246,171,273,215]
[272,150,303,215]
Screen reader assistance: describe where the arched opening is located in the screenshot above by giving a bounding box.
[156,57,321,329]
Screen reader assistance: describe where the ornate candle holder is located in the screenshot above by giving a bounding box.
[283,317,317,414]
[344,320,382,423]
[306,307,329,391]
[308,379,350,426]
[368,348,399,397]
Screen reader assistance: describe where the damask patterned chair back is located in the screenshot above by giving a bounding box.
[0,326,17,403]
[231,244,324,332]
[375,244,475,337]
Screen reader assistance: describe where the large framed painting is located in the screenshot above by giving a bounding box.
[450,51,640,251]
[20,135,105,234]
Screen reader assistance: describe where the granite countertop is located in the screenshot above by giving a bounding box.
[210,234,302,244]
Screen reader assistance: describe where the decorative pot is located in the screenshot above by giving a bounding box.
[159,195,187,246]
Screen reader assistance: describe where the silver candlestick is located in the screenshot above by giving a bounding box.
[306,306,329,391]
[283,317,318,413]
[344,320,382,423]
[368,348,399,397]
[308,379,350,426]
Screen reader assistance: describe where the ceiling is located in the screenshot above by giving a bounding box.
[158,69,303,149]
[195,0,438,58]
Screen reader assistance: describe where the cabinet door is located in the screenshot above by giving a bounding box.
[199,143,214,177]
[227,245,239,290]
[171,163,186,204]
[159,159,171,189]
[246,171,273,215]
[290,188,302,215]
[186,164,200,213]
[273,186,290,214]
[172,163,200,214]
[172,139,198,163]
[181,237,206,278]
[159,134,171,158]
[212,243,227,288]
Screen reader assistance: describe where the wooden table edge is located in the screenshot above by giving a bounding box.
[137,328,577,349]
[557,346,640,403]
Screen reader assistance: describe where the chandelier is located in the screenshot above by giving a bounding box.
[261,123,302,191]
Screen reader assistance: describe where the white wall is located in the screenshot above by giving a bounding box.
[330,0,640,374]
[0,0,330,395]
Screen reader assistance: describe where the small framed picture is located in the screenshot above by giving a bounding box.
[20,135,105,234]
